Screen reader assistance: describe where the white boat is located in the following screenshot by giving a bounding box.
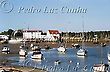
[31,52,42,59]
[19,49,27,57]
[101,43,106,47]
[31,45,43,59]
[2,46,10,53]
[92,64,109,72]
[57,46,66,52]
[31,45,40,51]
[108,53,110,61]
[30,43,34,48]
[54,60,61,65]
[77,48,87,56]
[72,43,80,48]
[19,43,27,57]
[31,45,41,53]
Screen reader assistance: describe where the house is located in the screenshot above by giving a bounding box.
[23,30,43,39]
[23,29,60,41]
[46,30,60,41]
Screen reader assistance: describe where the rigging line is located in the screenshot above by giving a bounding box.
[82,15,85,49]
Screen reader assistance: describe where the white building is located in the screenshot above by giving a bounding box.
[46,30,60,41]
[23,30,43,39]
[0,35,9,40]
[23,29,60,41]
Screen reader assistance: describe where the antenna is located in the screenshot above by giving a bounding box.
[28,24,29,30]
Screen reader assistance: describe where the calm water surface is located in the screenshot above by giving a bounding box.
[6,45,110,72]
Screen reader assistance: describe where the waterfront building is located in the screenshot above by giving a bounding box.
[46,30,60,41]
[23,29,60,41]
[23,30,44,40]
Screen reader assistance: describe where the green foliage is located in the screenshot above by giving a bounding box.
[61,31,110,39]
[0,29,14,35]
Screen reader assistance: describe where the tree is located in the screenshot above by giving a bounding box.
[15,30,23,38]
[8,29,14,36]
[8,29,14,40]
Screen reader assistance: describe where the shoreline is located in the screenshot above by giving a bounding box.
[0,59,46,72]
[0,65,46,72]
[0,41,110,48]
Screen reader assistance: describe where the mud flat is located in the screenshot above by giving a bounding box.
[0,65,46,72]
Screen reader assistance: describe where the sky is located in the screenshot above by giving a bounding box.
[0,0,110,32]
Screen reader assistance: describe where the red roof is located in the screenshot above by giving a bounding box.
[48,30,59,34]
[23,30,42,32]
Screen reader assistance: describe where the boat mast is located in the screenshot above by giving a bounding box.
[82,15,85,49]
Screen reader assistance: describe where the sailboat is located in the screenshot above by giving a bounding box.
[57,44,66,52]
[19,48,27,57]
[77,48,87,56]
[57,32,66,52]
[19,42,27,57]
[93,45,109,72]
[77,16,87,56]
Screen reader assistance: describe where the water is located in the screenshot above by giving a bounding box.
[7,45,110,72]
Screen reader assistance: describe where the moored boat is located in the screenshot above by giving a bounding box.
[2,46,10,53]
[72,43,80,48]
[19,43,27,57]
[31,45,43,59]
[92,64,109,72]
[108,52,110,61]
[31,51,42,59]
[19,48,27,57]
[57,45,66,52]
[93,41,109,72]
[77,17,87,56]
[77,48,87,56]
[101,43,106,47]
[31,45,41,51]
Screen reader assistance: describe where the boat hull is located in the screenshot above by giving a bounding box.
[57,47,66,52]
[19,50,27,57]
[77,49,87,56]
[77,52,86,56]
[108,53,110,61]
[93,64,109,72]
[31,54,42,59]
[2,47,10,53]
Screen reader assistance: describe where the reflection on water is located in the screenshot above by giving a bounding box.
[19,57,25,62]
[58,52,66,55]
[3,45,110,72]
[77,55,85,59]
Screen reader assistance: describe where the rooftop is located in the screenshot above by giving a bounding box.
[23,30,42,32]
[48,30,59,34]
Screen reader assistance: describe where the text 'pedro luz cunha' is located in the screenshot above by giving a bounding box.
[18,6,87,14]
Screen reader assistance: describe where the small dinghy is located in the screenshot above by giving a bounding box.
[2,46,10,53]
